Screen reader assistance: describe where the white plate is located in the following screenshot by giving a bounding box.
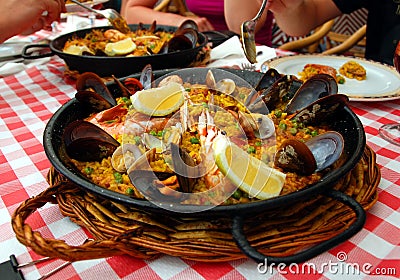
[265,54,400,101]
[66,0,109,13]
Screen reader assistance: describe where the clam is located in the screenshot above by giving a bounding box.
[205,69,217,89]
[275,131,344,175]
[140,64,154,90]
[111,143,143,172]
[236,111,275,139]
[63,120,120,162]
[215,78,236,95]
[285,73,338,114]
[158,75,184,87]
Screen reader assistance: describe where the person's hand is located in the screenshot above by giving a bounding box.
[0,0,65,42]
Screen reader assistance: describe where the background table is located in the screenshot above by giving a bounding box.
[0,56,399,279]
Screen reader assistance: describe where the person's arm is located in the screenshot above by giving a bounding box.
[266,0,341,36]
[0,0,65,43]
[121,0,214,31]
[224,0,268,35]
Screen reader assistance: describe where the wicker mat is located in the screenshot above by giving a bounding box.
[12,146,380,262]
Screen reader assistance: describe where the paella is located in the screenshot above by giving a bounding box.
[62,20,201,57]
[64,67,348,206]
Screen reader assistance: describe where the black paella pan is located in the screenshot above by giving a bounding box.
[43,68,367,264]
[21,24,208,77]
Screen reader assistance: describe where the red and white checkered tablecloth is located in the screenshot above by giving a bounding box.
[0,55,399,280]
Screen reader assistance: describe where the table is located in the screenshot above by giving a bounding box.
[1,52,399,279]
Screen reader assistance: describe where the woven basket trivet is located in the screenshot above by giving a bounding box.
[12,145,380,262]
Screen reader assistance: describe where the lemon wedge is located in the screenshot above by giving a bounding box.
[104,38,136,56]
[131,82,185,116]
[213,135,286,200]
[63,45,94,55]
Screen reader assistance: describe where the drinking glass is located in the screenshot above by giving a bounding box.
[378,41,400,146]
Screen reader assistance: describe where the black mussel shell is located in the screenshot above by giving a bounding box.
[305,131,344,172]
[170,143,198,193]
[285,73,338,114]
[75,90,113,111]
[255,68,282,91]
[275,139,317,175]
[246,74,299,113]
[291,94,349,125]
[177,19,199,32]
[76,72,116,107]
[63,120,119,161]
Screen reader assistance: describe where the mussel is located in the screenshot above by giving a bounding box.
[127,143,199,201]
[63,120,120,162]
[254,68,283,91]
[158,20,199,54]
[275,131,344,175]
[290,94,349,125]
[246,74,300,114]
[75,72,117,111]
[285,73,338,114]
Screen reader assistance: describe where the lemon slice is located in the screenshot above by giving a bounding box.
[63,45,94,55]
[131,82,185,116]
[213,135,286,200]
[104,38,136,56]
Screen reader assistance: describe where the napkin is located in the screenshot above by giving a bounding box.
[208,36,277,70]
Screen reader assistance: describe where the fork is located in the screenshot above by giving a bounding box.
[69,0,131,33]
[241,62,256,71]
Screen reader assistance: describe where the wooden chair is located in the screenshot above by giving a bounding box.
[275,8,368,57]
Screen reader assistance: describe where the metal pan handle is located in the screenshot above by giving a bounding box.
[231,189,366,264]
[21,43,54,59]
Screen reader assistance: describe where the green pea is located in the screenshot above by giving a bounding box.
[247,146,256,154]
[311,130,319,137]
[279,122,287,130]
[190,137,200,144]
[126,188,134,195]
[114,172,123,184]
[303,128,312,134]
[84,166,93,174]
[232,189,242,200]
[289,127,298,135]
[274,110,282,118]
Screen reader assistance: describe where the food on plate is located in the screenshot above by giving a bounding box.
[298,63,345,84]
[63,68,347,206]
[62,20,200,57]
[339,60,367,80]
